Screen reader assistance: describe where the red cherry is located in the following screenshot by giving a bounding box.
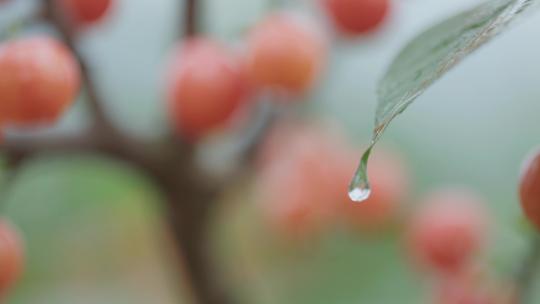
[519,149,540,230]
[0,220,24,298]
[258,158,330,238]
[256,121,347,238]
[0,37,80,126]
[166,38,249,141]
[323,0,390,35]
[57,0,112,26]
[407,189,489,275]
[246,13,326,94]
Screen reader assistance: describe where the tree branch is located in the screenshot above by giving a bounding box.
[41,0,115,134]
[184,0,198,37]
[0,134,97,157]
[0,132,172,184]
[153,1,241,303]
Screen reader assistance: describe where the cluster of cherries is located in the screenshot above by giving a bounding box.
[0,0,390,298]
[256,122,540,303]
[2,0,540,303]
[166,0,391,141]
[416,151,540,304]
[0,0,392,135]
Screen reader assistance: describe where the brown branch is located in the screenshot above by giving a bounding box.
[0,132,172,188]
[154,1,240,303]
[0,134,97,157]
[184,0,199,37]
[31,0,171,176]
[161,4,279,301]
[41,0,115,134]
[160,177,234,304]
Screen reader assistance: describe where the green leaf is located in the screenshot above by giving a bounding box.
[349,0,539,202]
[376,0,538,131]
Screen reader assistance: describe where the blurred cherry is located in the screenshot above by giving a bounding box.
[407,189,489,276]
[256,120,347,238]
[57,0,113,26]
[323,0,390,36]
[0,36,80,126]
[0,220,24,299]
[433,271,514,304]
[166,38,249,141]
[519,148,540,231]
[256,119,409,238]
[246,12,326,94]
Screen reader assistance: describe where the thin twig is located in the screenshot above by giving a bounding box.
[236,98,279,164]
[184,0,198,37]
[0,134,97,157]
[41,0,115,134]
